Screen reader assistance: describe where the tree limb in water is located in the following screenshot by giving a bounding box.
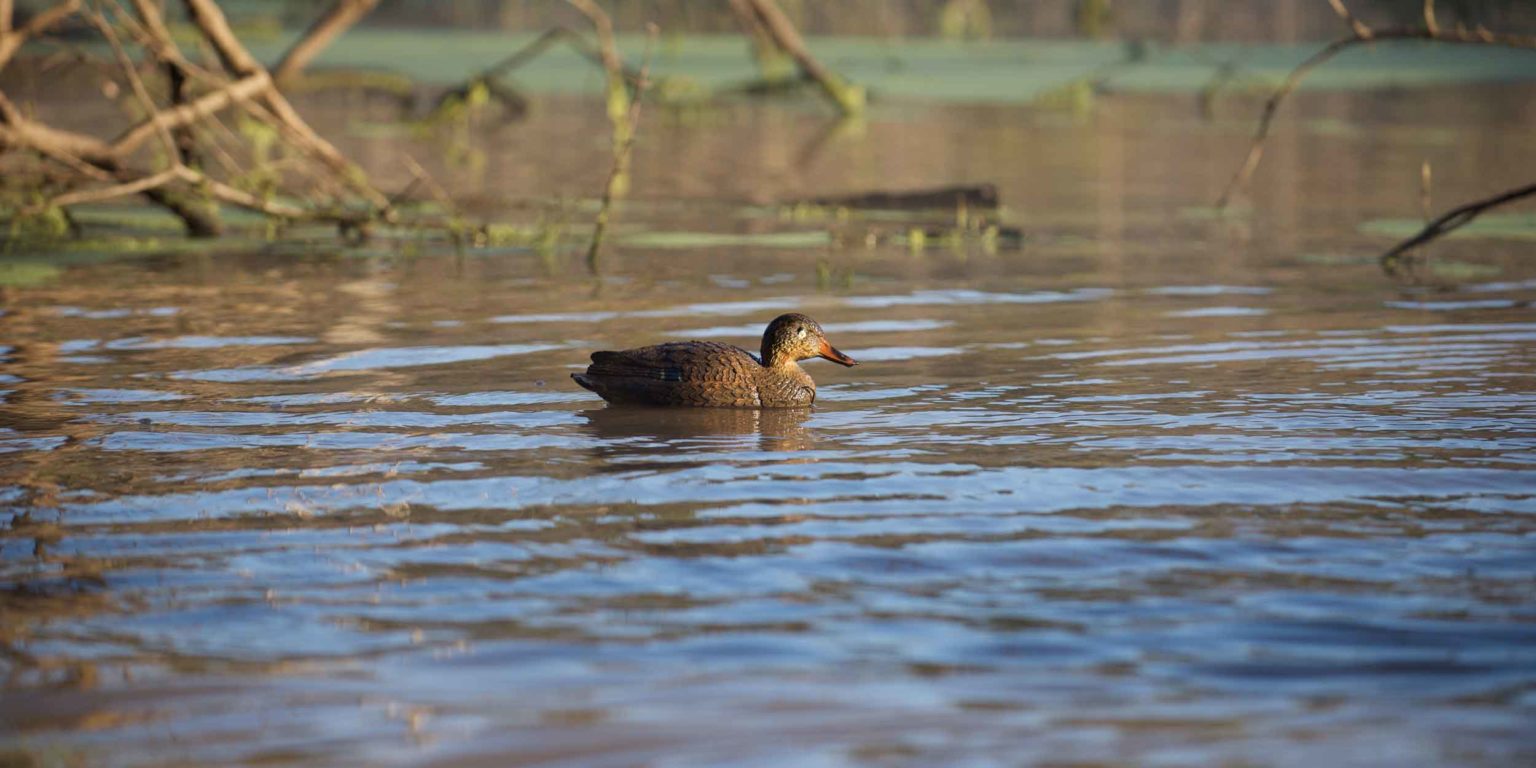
[0,0,80,70]
[272,0,380,84]
[1215,0,1536,211]
[1380,181,1536,265]
[740,0,863,116]
[0,0,403,237]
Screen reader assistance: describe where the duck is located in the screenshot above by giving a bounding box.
[572,313,857,408]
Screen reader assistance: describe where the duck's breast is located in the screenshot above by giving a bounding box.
[755,366,816,408]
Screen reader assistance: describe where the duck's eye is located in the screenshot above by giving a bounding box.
[796,327,807,339]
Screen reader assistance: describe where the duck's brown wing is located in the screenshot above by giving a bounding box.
[572,342,764,407]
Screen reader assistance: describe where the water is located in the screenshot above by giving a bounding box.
[3,83,1536,766]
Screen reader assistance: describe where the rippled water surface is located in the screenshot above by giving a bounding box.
[4,85,1536,766]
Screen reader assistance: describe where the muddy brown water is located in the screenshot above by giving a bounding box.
[3,84,1536,766]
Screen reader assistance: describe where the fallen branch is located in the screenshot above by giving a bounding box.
[119,0,195,165]
[1380,180,1536,264]
[180,0,391,211]
[740,0,863,116]
[89,9,177,160]
[0,0,80,70]
[28,161,361,224]
[40,167,179,209]
[1,60,224,235]
[431,25,640,122]
[272,0,379,84]
[1215,0,1536,210]
[111,72,271,157]
[0,0,404,238]
[0,92,114,176]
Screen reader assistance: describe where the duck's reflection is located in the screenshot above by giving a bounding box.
[578,406,813,468]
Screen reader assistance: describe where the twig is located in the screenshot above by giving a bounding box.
[433,25,639,121]
[36,166,180,208]
[0,0,80,70]
[485,25,635,82]
[2,0,394,238]
[87,9,179,162]
[1380,180,1536,264]
[1325,0,1371,39]
[29,162,359,223]
[564,0,630,131]
[111,72,270,157]
[0,120,115,180]
[180,0,391,211]
[112,0,194,164]
[585,23,657,272]
[1215,23,1536,210]
[400,154,453,210]
[741,0,863,115]
[176,166,320,220]
[272,0,379,84]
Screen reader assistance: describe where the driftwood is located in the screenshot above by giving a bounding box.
[1216,0,1535,263]
[1,0,858,243]
[807,184,1000,211]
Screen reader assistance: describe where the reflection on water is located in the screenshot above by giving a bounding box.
[3,88,1536,766]
[580,407,814,465]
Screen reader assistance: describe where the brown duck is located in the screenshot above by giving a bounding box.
[572,313,858,408]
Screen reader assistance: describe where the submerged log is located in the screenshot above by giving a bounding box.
[805,184,999,211]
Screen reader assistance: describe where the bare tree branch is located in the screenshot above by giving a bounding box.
[0,0,81,70]
[272,0,379,84]
[40,166,181,208]
[180,0,262,76]
[563,0,624,87]
[88,9,179,162]
[179,0,390,210]
[1380,181,1536,264]
[111,72,271,157]
[1325,0,1371,39]
[116,0,196,164]
[0,91,115,167]
[1216,22,1536,210]
[741,0,863,115]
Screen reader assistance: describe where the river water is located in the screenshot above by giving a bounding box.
[2,80,1535,766]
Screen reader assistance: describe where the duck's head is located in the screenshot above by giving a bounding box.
[760,313,858,368]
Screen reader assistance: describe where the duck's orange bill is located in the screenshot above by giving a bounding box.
[818,340,858,367]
